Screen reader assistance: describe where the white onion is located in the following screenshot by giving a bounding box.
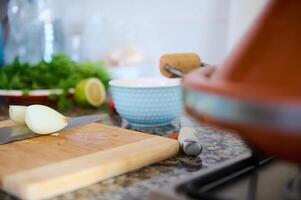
[9,105,27,125]
[25,105,68,134]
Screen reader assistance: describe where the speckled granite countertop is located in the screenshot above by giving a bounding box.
[0,111,249,200]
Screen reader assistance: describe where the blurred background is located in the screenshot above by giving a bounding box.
[0,0,269,78]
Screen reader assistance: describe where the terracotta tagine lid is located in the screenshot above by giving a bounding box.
[183,0,301,163]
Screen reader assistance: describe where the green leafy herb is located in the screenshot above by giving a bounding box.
[0,54,111,110]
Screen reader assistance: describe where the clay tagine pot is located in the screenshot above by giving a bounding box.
[183,0,301,163]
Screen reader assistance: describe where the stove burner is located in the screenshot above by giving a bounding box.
[173,152,301,200]
[176,153,270,199]
[285,172,301,200]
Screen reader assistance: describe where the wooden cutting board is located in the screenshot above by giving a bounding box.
[0,120,179,200]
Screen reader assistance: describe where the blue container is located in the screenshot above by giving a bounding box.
[0,25,4,66]
[110,78,183,127]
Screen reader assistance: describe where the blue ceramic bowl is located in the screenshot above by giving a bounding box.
[110,78,183,127]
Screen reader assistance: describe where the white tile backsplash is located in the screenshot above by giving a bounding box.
[50,0,267,77]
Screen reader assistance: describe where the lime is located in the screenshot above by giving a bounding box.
[75,78,106,107]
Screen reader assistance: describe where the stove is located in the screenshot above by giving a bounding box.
[148,153,300,200]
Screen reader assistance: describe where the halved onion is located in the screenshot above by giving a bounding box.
[9,105,27,125]
[25,105,68,134]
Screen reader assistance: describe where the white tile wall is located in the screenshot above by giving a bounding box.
[50,0,267,77]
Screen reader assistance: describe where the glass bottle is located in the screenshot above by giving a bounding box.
[5,0,65,64]
[0,25,4,66]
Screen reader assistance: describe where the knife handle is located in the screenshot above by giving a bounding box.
[178,127,203,156]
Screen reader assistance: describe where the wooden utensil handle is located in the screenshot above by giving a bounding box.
[160,53,201,78]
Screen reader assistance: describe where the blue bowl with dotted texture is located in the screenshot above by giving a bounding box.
[110,78,183,127]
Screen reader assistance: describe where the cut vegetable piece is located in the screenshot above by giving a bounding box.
[75,78,106,107]
[9,105,27,125]
[25,105,68,134]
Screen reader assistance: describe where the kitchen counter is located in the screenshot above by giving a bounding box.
[0,109,248,200]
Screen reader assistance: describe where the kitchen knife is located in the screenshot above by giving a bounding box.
[178,117,203,156]
[0,114,106,144]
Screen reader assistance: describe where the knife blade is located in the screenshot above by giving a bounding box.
[0,114,106,144]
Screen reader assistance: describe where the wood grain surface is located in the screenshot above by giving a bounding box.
[0,120,179,200]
